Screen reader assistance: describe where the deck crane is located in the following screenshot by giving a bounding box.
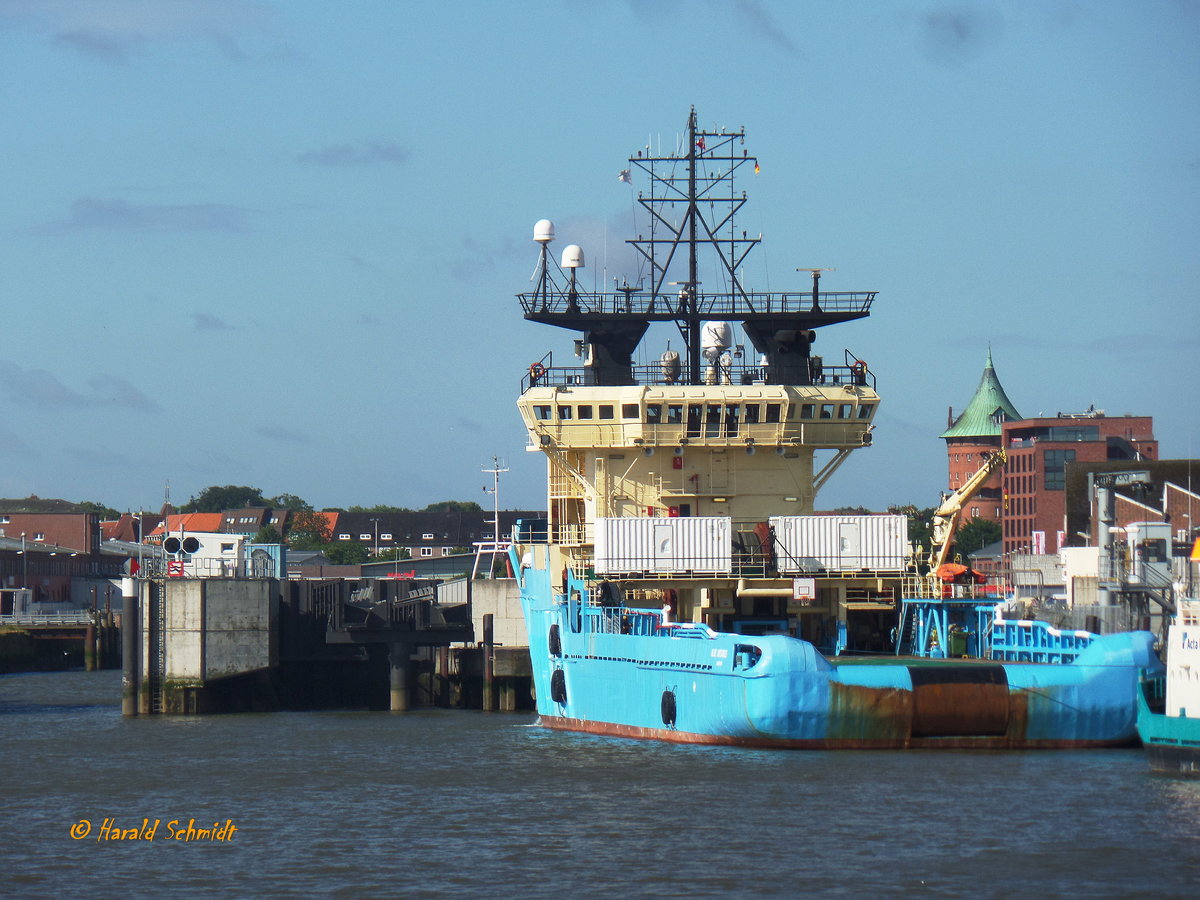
[928,448,1007,572]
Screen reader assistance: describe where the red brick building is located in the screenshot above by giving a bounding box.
[1001,410,1157,555]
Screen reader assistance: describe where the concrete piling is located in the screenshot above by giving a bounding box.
[84,622,96,671]
[389,643,410,712]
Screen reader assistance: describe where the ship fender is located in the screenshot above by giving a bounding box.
[548,624,562,657]
[661,689,677,727]
[550,668,568,705]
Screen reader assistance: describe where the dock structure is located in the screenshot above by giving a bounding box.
[129,571,492,715]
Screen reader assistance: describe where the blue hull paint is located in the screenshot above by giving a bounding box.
[522,579,1163,749]
[1136,678,1200,776]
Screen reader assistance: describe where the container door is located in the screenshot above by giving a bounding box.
[838,522,861,569]
[653,523,675,572]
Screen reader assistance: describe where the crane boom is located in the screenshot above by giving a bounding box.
[929,448,1007,570]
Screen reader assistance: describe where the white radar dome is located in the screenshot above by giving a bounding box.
[701,321,733,349]
[534,219,555,244]
[561,244,585,269]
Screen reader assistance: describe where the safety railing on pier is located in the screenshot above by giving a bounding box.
[139,557,279,579]
[0,610,96,626]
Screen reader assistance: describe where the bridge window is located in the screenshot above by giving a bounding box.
[578,405,593,419]
[744,404,760,424]
[820,404,835,419]
[687,404,702,437]
[725,405,740,437]
[705,404,722,437]
[557,406,572,420]
[839,404,853,419]
[599,405,615,420]
[534,405,552,421]
[647,404,662,424]
[622,403,639,419]
[667,404,683,425]
[858,404,874,419]
[800,404,815,419]
[765,403,781,423]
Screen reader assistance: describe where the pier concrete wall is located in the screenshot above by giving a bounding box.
[466,578,526,648]
[160,579,277,681]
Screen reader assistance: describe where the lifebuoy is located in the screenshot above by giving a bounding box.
[851,360,867,375]
[529,362,546,381]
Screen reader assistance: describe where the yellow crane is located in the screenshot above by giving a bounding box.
[928,448,1007,572]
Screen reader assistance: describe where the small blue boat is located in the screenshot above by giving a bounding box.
[1137,599,1200,774]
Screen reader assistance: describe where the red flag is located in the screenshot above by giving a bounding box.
[696,137,706,152]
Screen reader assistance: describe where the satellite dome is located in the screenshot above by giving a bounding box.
[561,244,585,269]
[534,219,555,244]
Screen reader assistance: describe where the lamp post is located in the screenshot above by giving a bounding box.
[371,518,380,558]
[20,532,27,589]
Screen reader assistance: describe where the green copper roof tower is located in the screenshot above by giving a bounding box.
[940,348,1021,439]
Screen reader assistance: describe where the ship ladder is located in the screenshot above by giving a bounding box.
[148,580,166,713]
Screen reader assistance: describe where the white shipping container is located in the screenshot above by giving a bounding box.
[769,515,907,574]
[594,516,732,575]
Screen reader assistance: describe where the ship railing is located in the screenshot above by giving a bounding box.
[518,289,876,318]
[524,419,874,452]
[522,361,874,392]
[140,556,276,579]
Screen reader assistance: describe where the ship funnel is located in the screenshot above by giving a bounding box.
[561,244,585,268]
[534,219,555,244]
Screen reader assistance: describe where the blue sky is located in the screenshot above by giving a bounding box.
[1,0,1197,514]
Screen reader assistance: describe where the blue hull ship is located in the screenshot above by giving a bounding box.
[509,109,1160,749]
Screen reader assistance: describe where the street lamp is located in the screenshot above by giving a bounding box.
[371,518,380,558]
[20,532,26,589]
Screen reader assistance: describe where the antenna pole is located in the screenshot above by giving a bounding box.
[482,456,509,579]
[687,107,700,384]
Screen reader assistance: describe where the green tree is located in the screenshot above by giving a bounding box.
[288,509,332,550]
[375,547,411,561]
[347,504,412,514]
[253,524,283,544]
[78,500,121,520]
[423,500,483,513]
[182,485,267,513]
[269,493,312,511]
[954,518,1002,559]
[325,542,369,565]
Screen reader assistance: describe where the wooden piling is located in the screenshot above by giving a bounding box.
[84,622,96,671]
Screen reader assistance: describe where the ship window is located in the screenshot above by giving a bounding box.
[646,404,662,424]
[724,405,740,437]
[687,404,702,438]
[557,406,572,420]
[857,404,873,419]
[534,405,552,421]
[667,404,683,425]
[705,404,722,437]
[765,403,781,423]
[786,403,796,421]
[744,404,760,424]
[598,405,614,419]
[800,404,815,419]
[578,405,593,419]
[733,643,762,670]
[622,403,639,419]
[820,404,835,419]
[839,404,853,419]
